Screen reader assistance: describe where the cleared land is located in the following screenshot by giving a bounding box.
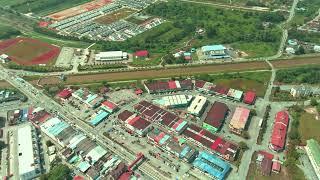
[95,8,137,24]
[47,0,112,21]
[272,57,320,68]
[0,38,60,65]
[298,112,320,144]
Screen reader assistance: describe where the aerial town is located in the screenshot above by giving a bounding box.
[0,0,320,180]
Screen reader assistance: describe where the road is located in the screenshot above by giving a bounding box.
[0,66,169,180]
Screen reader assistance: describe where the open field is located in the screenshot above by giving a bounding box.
[6,0,98,16]
[212,71,271,97]
[0,24,21,40]
[47,0,112,21]
[95,8,137,24]
[272,57,320,69]
[0,38,60,65]
[298,112,320,144]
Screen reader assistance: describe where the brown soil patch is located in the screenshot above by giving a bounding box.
[273,57,320,68]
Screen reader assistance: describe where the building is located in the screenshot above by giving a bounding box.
[183,124,238,161]
[144,79,193,94]
[193,151,231,180]
[314,45,320,52]
[101,100,118,113]
[229,107,250,135]
[17,124,42,179]
[261,157,273,176]
[57,88,73,100]
[200,45,230,60]
[126,116,152,137]
[153,95,193,108]
[290,85,313,97]
[305,139,320,179]
[285,47,295,54]
[187,95,207,116]
[0,54,10,63]
[272,161,281,173]
[243,91,257,105]
[203,102,229,133]
[89,110,109,126]
[226,88,243,101]
[134,50,149,58]
[72,88,104,108]
[269,111,289,152]
[95,51,128,61]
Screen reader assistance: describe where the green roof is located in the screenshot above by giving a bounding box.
[307,139,320,166]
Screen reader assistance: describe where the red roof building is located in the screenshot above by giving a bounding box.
[101,100,118,113]
[135,50,149,58]
[73,176,85,180]
[261,157,272,176]
[57,88,73,100]
[269,111,289,152]
[203,102,229,133]
[135,88,143,95]
[243,91,257,105]
[39,21,49,27]
[272,161,281,173]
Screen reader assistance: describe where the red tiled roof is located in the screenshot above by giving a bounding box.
[258,151,274,160]
[261,158,272,176]
[272,161,281,171]
[168,81,177,89]
[135,50,149,57]
[270,111,289,151]
[118,110,134,122]
[128,116,151,130]
[101,100,117,110]
[57,88,72,99]
[212,85,229,95]
[73,176,85,180]
[195,80,206,88]
[204,102,229,128]
[135,88,143,95]
[244,91,257,104]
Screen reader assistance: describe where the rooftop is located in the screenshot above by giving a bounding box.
[229,107,250,130]
[204,102,229,128]
[202,45,226,52]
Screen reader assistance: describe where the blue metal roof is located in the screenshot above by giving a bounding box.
[180,146,191,158]
[90,110,109,126]
[193,151,231,180]
[202,45,226,52]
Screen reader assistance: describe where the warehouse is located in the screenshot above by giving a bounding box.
[305,139,320,179]
[95,51,128,61]
[243,91,257,105]
[89,110,110,126]
[269,111,289,152]
[126,116,152,137]
[203,102,229,133]
[153,95,193,108]
[200,45,230,60]
[144,79,193,94]
[183,124,238,161]
[229,107,251,135]
[193,151,231,180]
[17,124,42,180]
[187,95,207,116]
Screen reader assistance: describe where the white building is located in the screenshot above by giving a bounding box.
[314,45,320,52]
[187,95,207,116]
[17,124,41,180]
[95,51,128,61]
[153,95,193,108]
[0,54,9,63]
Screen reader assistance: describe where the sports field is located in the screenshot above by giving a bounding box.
[0,38,60,65]
[95,8,137,24]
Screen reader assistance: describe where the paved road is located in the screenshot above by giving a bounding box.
[0,66,169,180]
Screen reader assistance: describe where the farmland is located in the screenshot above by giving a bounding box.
[0,38,60,65]
[95,8,137,25]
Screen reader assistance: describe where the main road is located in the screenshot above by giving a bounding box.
[0,66,169,180]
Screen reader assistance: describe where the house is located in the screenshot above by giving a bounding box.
[314,45,320,52]
[290,85,313,97]
[285,47,295,54]
[261,158,273,176]
[135,88,143,95]
[272,161,281,173]
[57,88,73,101]
[134,50,149,59]
[200,45,230,60]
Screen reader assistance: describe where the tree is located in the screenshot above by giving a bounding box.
[239,141,248,151]
[310,98,318,106]
[241,131,250,139]
[40,164,72,180]
[45,140,53,147]
[295,46,305,55]
[250,109,257,116]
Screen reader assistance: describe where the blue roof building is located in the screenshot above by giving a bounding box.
[89,110,109,126]
[193,151,231,180]
[201,45,230,60]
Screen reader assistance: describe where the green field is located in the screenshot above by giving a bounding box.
[198,71,271,97]
[3,0,91,15]
[0,24,21,40]
[192,0,292,7]
[299,112,320,144]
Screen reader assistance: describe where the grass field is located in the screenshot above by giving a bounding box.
[5,0,93,16]
[0,24,21,40]
[298,112,320,144]
[232,42,279,58]
[0,38,60,65]
[95,8,137,25]
[211,71,271,97]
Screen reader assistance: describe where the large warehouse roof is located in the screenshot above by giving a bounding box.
[229,107,250,131]
[270,111,289,151]
[204,101,228,128]
[188,95,207,115]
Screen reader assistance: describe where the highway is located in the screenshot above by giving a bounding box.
[0,66,169,180]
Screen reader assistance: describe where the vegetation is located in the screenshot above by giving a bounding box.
[298,111,320,144]
[0,24,21,40]
[288,29,320,44]
[275,67,320,84]
[40,163,72,180]
[8,0,91,15]
[195,71,271,97]
[5,62,71,72]
[270,87,308,101]
[257,104,271,144]
[78,64,127,71]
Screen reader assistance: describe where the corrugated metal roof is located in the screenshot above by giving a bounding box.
[229,107,250,130]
